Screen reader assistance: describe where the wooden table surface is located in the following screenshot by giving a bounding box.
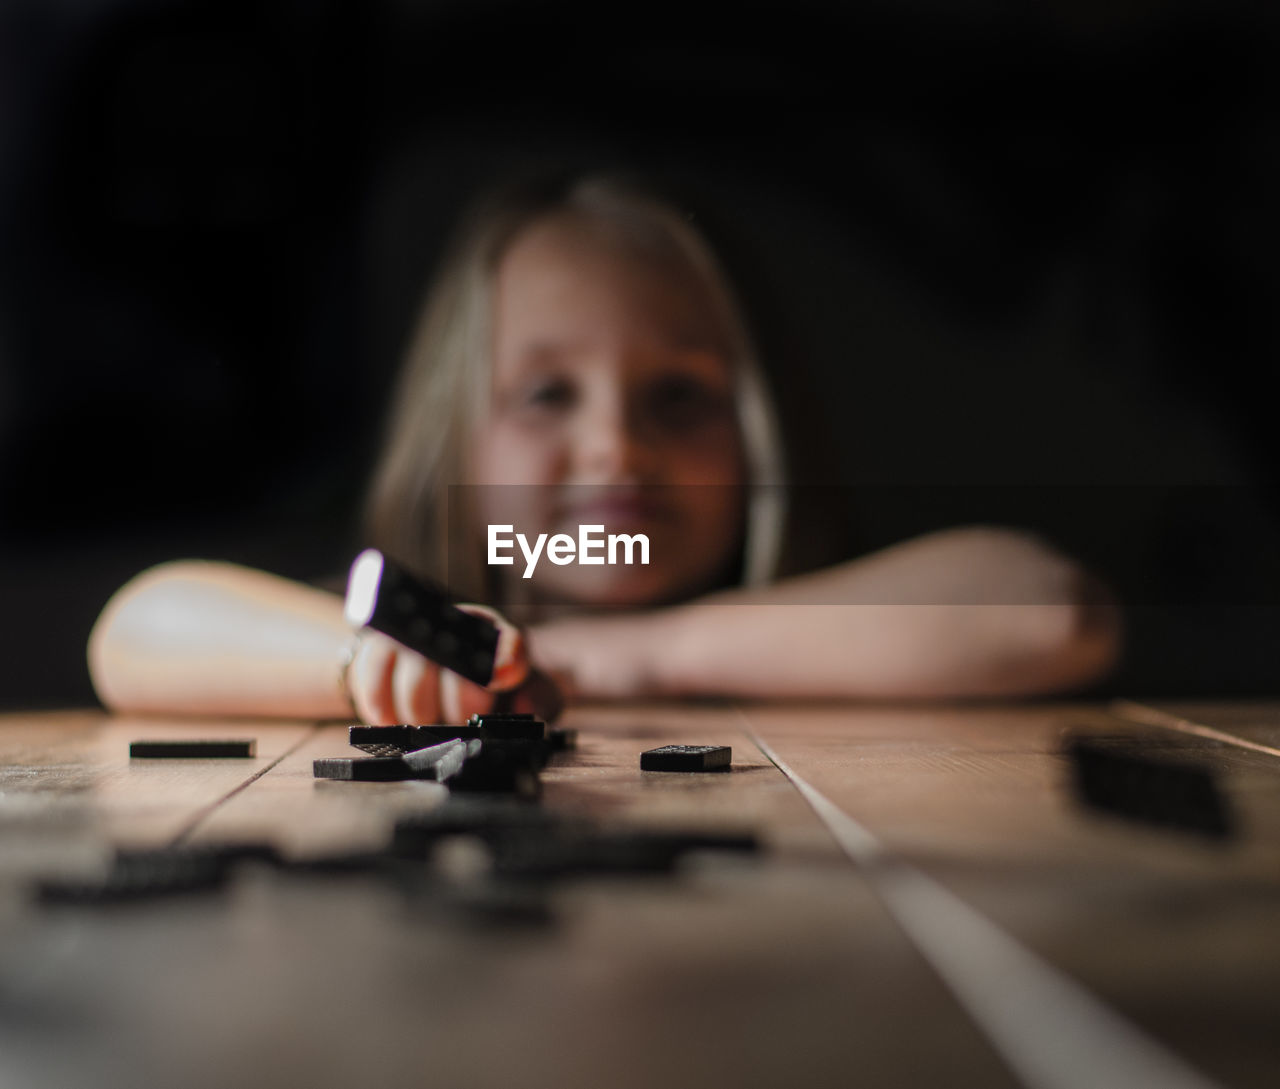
[1,699,1278,1089]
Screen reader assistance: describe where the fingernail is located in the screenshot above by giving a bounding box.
[490,627,529,691]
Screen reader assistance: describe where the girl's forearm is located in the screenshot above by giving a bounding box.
[530,601,1116,701]
[529,528,1122,701]
[650,599,1118,699]
[88,561,355,718]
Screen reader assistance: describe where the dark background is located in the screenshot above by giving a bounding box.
[3,0,1279,708]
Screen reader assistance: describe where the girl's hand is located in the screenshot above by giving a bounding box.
[526,610,670,701]
[346,604,562,724]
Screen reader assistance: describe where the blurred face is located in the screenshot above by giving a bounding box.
[467,212,747,609]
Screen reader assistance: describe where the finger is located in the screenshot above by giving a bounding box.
[457,603,529,691]
[349,632,398,725]
[392,651,441,725]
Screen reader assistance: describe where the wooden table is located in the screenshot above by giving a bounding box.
[1,699,1278,1089]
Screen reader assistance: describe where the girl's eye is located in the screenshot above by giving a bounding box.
[647,376,730,431]
[521,379,576,411]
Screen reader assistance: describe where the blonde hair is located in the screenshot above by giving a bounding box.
[364,173,787,606]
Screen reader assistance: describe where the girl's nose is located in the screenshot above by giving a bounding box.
[575,396,655,482]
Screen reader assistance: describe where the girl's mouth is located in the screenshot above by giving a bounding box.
[557,490,676,528]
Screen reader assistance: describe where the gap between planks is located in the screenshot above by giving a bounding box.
[732,705,1223,1089]
[1110,699,1280,761]
[166,724,323,847]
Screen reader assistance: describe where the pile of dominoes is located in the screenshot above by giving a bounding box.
[33,714,759,922]
[314,712,573,798]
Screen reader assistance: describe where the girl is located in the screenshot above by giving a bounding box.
[88,173,1121,723]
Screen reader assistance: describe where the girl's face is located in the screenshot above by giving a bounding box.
[468,212,747,609]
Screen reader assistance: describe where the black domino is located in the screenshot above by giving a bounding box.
[344,549,498,686]
[447,745,542,799]
[489,827,757,879]
[640,745,731,772]
[390,801,563,858]
[490,831,682,878]
[37,848,229,905]
[547,728,577,751]
[1065,736,1235,840]
[467,713,547,740]
[350,725,489,755]
[130,739,256,758]
[349,721,544,756]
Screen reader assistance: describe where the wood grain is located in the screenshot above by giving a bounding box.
[0,711,314,877]
[0,704,1017,1089]
[5,701,1280,1088]
[1113,699,1280,757]
[740,701,1280,1089]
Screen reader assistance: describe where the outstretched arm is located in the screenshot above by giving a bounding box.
[527,527,1122,701]
[88,560,536,721]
